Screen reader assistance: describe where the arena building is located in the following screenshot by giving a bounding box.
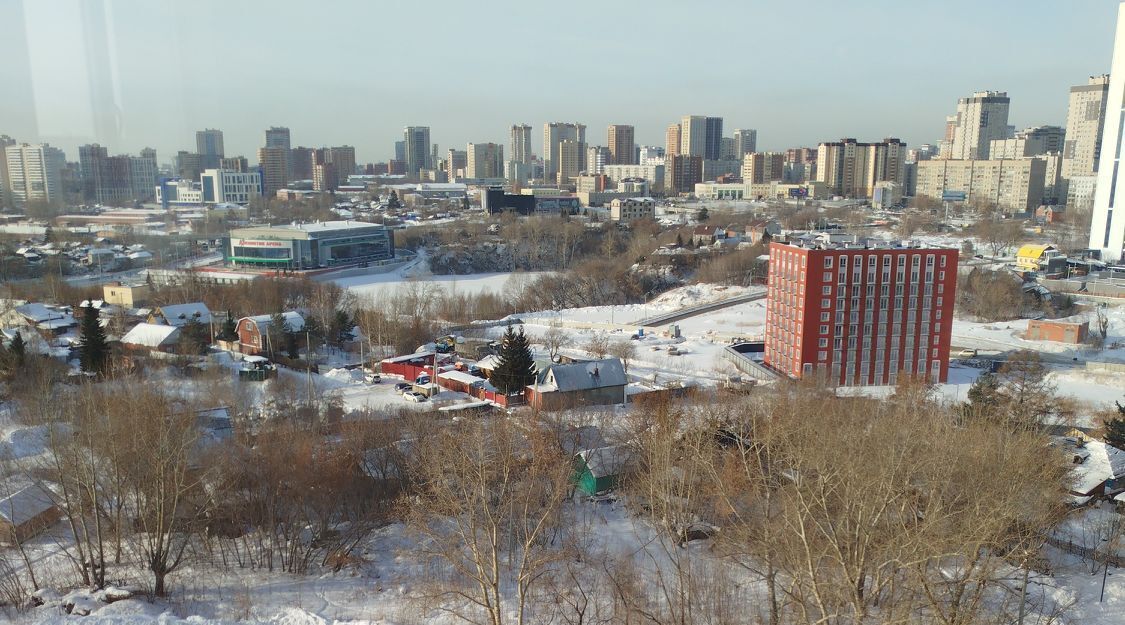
[224,221,394,270]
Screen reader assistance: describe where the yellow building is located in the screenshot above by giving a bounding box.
[1015,244,1057,271]
[102,282,150,308]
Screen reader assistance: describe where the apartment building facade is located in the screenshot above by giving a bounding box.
[764,240,958,386]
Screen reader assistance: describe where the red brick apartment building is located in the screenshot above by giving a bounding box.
[764,240,958,386]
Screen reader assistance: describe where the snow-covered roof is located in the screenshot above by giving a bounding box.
[15,303,64,323]
[535,358,627,393]
[437,370,486,386]
[154,302,212,327]
[121,323,180,348]
[476,354,501,370]
[1070,439,1125,495]
[241,311,305,332]
[0,484,56,527]
[577,446,634,479]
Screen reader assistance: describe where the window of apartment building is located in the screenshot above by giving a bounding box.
[926,254,935,267]
[939,256,947,267]
[938,271,945,281]
[823,272,832,282]
[847,337,857,349]
[897,256,906,267]
[820,325,829,334]
[819,338,829,348]
[833,338,843,349]
[818,350,828,361]
[821,312,831,321]
[935,309,942,320]
[821,298,830,308]
[824,256,833,268]
[822,286,832,295]
[936,297,943,307]
[835,324,843,335]
[933,334,940,345]
[836,311,844,323]
[839,255,848,268]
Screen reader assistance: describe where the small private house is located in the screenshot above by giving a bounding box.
[1015,244,1060,271]
[149,302,212,328]
[119,322,182,352]
[526,358,627,411]
[745,219,781,245]
[1057,435,1125,505]
[12,302,77,337]
[236,311,305,355]
[0,484,61,545]
[102,282,151,308]
[573,446,635,495]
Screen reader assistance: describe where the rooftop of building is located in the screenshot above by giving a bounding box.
[233,220,386,235]
[774,234,955,252]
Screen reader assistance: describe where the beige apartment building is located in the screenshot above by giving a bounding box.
[948,91,1011,160]
[741,152,784,184]
[607,125,635,165]
[915,158,1046,212]
[816,138,906,197]
[556,140,584,187]
[1062,75,1110,179]
[467,142,504,179]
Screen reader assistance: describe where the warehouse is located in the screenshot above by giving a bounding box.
[224,221,394,270]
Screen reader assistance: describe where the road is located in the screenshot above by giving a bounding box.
[632,291,766,327]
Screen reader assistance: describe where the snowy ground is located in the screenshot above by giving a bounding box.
[332,257,550,300]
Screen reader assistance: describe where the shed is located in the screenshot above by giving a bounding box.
[573,446,635,495]
[0,485,61,544]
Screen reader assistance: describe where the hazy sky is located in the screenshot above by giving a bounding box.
[1,0,1119,164]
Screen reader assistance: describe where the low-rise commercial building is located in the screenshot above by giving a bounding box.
[610,197,656,221]
[225,221,394,270]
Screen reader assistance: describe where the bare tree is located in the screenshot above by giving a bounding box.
[541,325,567,360]
[606,340,637,375]
[584,333,610,360]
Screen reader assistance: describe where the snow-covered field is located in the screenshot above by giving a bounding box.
[332,257,551,300]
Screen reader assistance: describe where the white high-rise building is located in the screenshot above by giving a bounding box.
[948,91,1011,160]
[1063,75,1110,180]
[4,143,65,207]
[1091,5,1125,261]
[509,124,533,165]
[403,126,432,177]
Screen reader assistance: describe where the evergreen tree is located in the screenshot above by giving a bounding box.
[9,331,25,365]
[1106,401,1125,450]
[78,305,110,374]
[697,207,709,223]
[490,325,535,395]
[675,232,684,247]
[268,312,287,356]
[388,190,402,210]
[43,226,54,243]
[178,318,210,355]
[329,309,353,347]
[216,311,238,342]
[961,372,1001,420]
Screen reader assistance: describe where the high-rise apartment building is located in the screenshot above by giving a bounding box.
[403,126,432,178]
[445,149,467,182]
[680,115,723,160]
[784,147,818,183]
[556,140,584,187]
[175,151,205,181]
[0,135,14,208]
[195,129,225,169]
[741,152,785,184]
[510,124,533,165]
[914,158,1046,212]
[4,143,65,207]
[586,146,610,175]
[1091,4,1125,261]
[720,137,737,161]
[816,138,906,197]
[328,146,356,185]
[988,126,1066,159]
[665,154,703,194]
[265,126,291,150]
[129,151,158,201]
[1063,75,1110,180]
[313,163,337,192]
[394,141,406,163]
[733,129,758,158]
[543,122,586,181]
[467,143,504,179]
[257,146,289,197]
[290,147,313,180]
[607,125,635,165]
[220,156,249,173]
[947,91,1011,160]
[764,240,958,386]
[665,124,682,157]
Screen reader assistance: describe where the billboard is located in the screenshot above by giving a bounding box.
[941,190,967,202]
[788,187,808,198]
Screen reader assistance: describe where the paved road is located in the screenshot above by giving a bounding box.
[633,291,766,327]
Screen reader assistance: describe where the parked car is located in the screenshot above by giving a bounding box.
[394,382,413,393]
[403,391,427,403]
[957,348,978,358]
[415,374,431,385]
[364,372,381,384]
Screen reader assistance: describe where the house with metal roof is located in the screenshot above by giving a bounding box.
[0,484,60,545]
[526,358,627,411]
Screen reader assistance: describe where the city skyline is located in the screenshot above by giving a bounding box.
[1,0,1117,164]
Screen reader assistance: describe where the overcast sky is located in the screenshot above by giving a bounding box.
[0,0,1119,165]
